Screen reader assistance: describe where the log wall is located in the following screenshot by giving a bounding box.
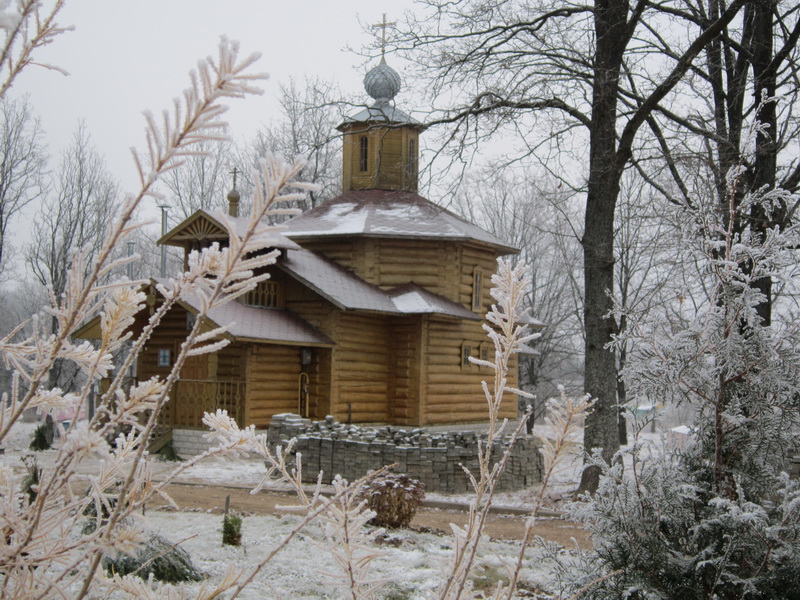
[244,345,302,427]
[330,312,390,422]
[341,124,419,192]
[422,316,518,425]
[388,316,423,425]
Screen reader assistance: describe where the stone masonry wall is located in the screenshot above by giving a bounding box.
[267,414,543,493]
[172,429,212,457]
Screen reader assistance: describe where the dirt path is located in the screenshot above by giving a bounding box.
[150,483,590,548]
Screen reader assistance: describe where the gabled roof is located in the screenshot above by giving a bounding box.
[278,249,482,320]
[72,279,335,347]
[164,280,334,347]
[282,190,518,254]
[278,249,398,313]
[159,209,301,251]
[387,283,480,321]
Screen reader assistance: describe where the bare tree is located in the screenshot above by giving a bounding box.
[0,95,47,279]
[396,0,748,490]
[453,166,584,402]
[26,123,119,391]
[158,137,234,222]
[238,76,343,212]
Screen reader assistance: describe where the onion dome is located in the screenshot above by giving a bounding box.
[363,56,401,105]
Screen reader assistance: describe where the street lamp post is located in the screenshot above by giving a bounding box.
[158,204,170,277]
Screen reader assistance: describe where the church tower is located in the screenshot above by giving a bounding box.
[338,56,425,192]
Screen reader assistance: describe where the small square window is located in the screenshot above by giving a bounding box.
[462,344,472,367]
[158,348,171,367]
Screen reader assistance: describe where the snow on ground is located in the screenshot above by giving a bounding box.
[0,414,688,598]
[137,509,552,599]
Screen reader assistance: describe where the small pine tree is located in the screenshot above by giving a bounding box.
[222,511,242,546]
[29,424,51,451]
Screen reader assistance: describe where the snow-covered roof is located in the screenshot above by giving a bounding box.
[387,283,481,321]
[338,105,422,129]
[278,250,482,320]
[159,209,301,251]
[283,190,518,254]
[164,281,334,347]
[278,249,399,313]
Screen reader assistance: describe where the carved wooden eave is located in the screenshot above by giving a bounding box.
[158,210,229,247]
[157,209,301,251]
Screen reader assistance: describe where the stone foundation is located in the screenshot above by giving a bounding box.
[267,414,543,493]
[171,429,211,457]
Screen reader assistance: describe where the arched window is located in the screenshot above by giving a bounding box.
[359,136,369,172]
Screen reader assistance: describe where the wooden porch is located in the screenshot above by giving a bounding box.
[162,379,246,428]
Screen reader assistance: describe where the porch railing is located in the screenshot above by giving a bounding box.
[163,379,246,429]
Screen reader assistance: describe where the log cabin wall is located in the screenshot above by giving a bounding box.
[422,316,518,425]
[290,237,499,314]
[138,304,190,382]
[330,312,390,422]
[388,316,424,425]
[341,124,419,192]
[244,345,302,427]
[459,245,500,312]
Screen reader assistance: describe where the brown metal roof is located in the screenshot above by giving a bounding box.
[278,249,399,313]
[283,190,518,254]
[168,282,334,347]
[386,283,481,320]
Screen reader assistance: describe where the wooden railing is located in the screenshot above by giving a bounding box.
[163,379,246,429]
[243,281,283,308]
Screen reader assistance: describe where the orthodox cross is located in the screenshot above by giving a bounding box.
[230,166,239,189]
[372,13,396,57]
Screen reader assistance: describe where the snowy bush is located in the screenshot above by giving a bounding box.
[102,532,203,583]
[553,146,800,599]
[356,471,425,529]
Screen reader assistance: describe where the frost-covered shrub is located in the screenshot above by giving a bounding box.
[356,471,425,529]
[553,153,800,599]
[102,533,202,583]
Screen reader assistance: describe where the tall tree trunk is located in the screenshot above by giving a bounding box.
[577,0,629,494]
[749,0,778,325]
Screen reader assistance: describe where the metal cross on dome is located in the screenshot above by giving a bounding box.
[230,166,239,189]
[372,13,396,57]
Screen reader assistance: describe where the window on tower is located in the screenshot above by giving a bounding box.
[407,138,417,179]
[359,136,369,172]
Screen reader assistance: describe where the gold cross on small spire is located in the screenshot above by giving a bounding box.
[372,13,396,57]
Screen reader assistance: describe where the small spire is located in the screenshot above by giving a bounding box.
[227,166,240,217]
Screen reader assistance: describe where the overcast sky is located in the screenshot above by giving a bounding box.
[9,0,416,213]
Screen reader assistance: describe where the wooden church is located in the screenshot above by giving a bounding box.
[84,57,540,430]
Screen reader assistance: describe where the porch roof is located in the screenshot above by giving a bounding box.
[161,280,334,347]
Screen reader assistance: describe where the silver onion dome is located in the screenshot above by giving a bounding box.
[363,57,401,104]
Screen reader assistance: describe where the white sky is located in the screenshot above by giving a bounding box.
[7,0,416,228]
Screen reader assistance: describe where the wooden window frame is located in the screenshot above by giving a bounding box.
[461,342,473,369]
[480,343,490,366]
[359,135,369,172]
[407,138,417,179]
[472,268,483,311]
[158,348,171,368]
